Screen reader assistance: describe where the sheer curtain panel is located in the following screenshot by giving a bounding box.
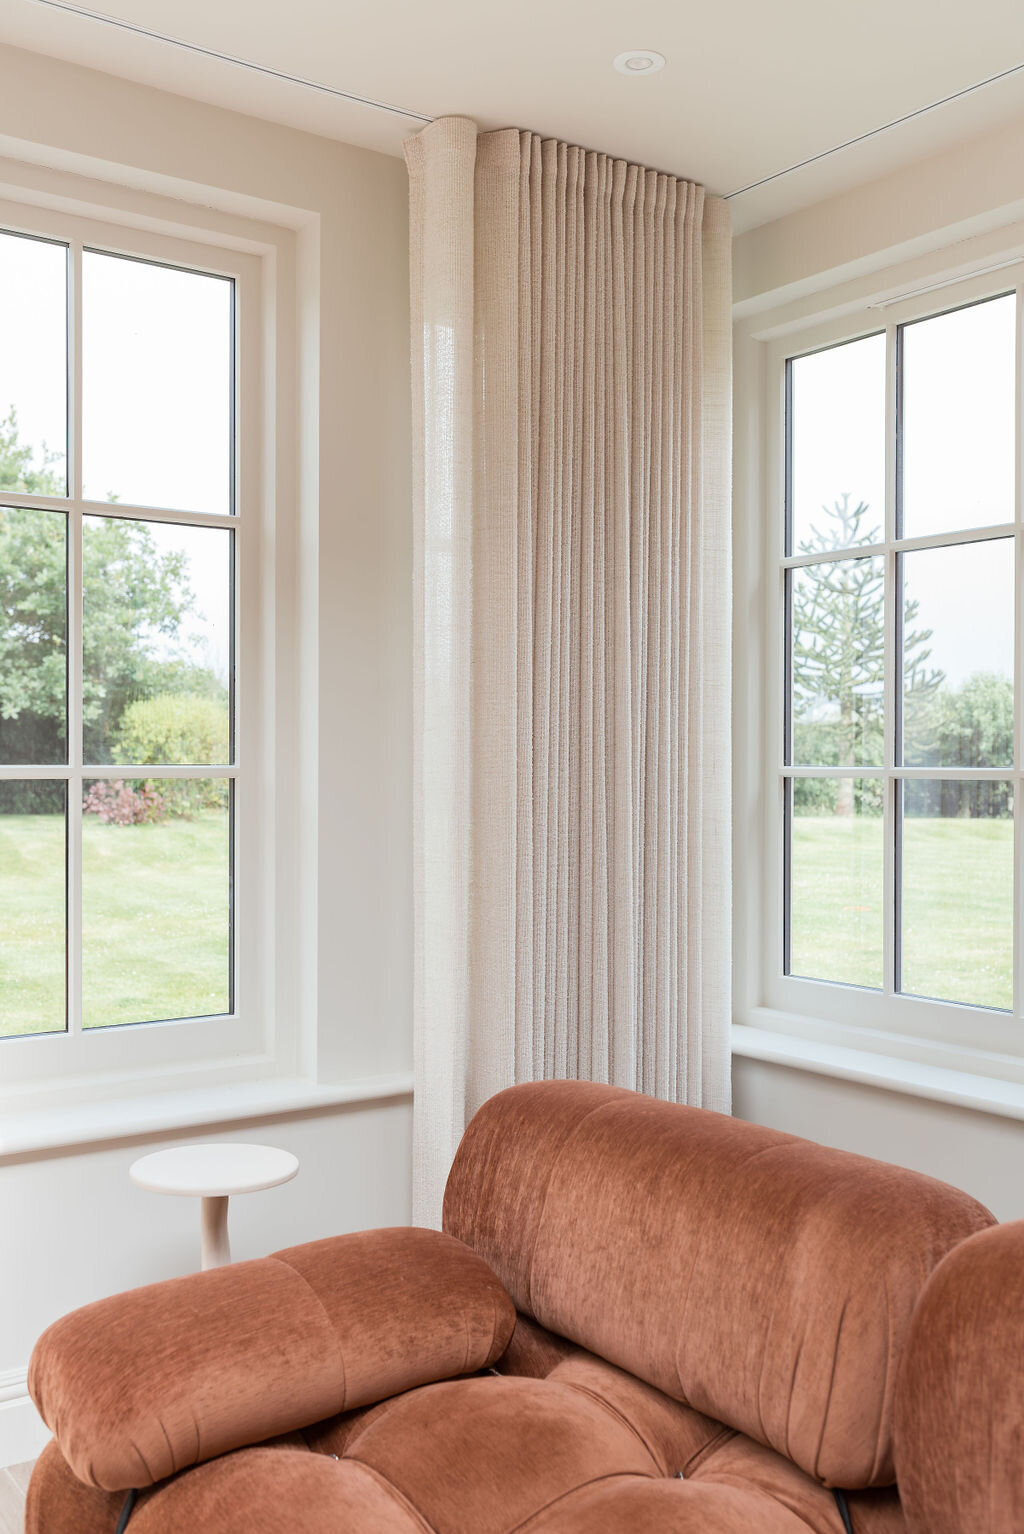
[407,116,732,1227]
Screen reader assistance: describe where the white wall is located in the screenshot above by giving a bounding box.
[732,107,1024,1223]
[733,105,1024,315]
[0,1100,411,1462]
[733,1059,1024,1222]
[0,38,414,1083]
[0,45,414,1464]
[0,1105,412,1356]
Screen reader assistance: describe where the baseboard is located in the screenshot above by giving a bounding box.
[0,1369,48,1468]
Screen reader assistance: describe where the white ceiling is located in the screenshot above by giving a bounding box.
[3,0,1024,231]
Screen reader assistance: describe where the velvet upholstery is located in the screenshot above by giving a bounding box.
[28,1365,907,1534]
[687,1437,904,1533]
[25,1082,1009,1533]
[445,1081,993,1486]
[128,1450,426,1533]
[29,1226,514,1489]
[894,1218,1024,1534]
[25,1440,124,1534]
[495,1311,583,1379]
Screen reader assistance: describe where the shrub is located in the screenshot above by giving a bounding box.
[83,780,166,826]
[115,693,229,768]
[113,694,229,818]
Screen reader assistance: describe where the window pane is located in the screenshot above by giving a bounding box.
[0,506,67,764]
[82,252,232,514]
[902,295,1015,538]
[902,539,1013,768]
[0,232,67,497]
[82,518,231,765]
[0,780,66,1037]
[900,779,1012,1009]
[82,777,231,1027]
[787,778,883,989]
[790,557,883,766]
[789,334,885,555]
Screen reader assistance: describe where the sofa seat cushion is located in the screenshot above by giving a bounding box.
[523,1472,904,1532]
[687,1435,904,1533]
[132,1449,426,1533]
[350,1374,660,1527]
[29,1362,909,1533]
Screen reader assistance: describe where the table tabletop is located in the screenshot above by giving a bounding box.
[129,1142,299,1199]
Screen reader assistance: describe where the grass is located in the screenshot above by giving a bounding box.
[0,812,230,1038]
[791,813,1013,1010]
[1,810,1015,1035]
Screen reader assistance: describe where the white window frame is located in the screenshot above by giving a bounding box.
[736,251,1024,1089]
[0,191,282,1105]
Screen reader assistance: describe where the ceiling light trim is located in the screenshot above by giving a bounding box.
[25,0,434,123]
[613,50,666,77]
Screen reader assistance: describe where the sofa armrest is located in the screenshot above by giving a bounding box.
[29,1226,515,1491]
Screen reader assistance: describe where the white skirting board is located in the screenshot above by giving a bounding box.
[0,1370,48,1469]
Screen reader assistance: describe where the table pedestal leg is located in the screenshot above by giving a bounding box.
[201,1195,231,1270]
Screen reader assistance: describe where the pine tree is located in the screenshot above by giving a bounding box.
[792,495,943,815]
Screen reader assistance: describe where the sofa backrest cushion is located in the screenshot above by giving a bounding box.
[894,1219,1024,1533]
[443,1080,993,1488]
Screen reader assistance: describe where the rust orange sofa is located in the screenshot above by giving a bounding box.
[24,1081,1018,1532]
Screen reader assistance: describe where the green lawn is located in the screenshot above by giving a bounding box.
[0,810,1015,1036]
[791,814,1013,1010]
[0,812,230,1038]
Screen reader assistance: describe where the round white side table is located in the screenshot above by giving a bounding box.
[130,1143,299,1270]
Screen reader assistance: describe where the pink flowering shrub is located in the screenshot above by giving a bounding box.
[82,780,167,826]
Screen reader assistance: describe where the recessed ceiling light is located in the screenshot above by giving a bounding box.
[613,50,666,76]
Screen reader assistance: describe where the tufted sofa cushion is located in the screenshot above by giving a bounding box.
[444,1080,994,1487]
[29,1345,907,1533]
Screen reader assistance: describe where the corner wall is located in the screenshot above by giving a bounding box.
[731,108,1024,1221]
[0,1099,412,1462]
[0,44,414,1465]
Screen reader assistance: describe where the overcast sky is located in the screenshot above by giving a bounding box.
[791,295,1015,688]
[0,229,232,688]
[3,228,1015,700]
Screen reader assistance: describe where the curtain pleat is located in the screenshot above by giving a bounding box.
[407,118,732,1228]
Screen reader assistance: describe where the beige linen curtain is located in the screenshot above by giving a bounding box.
[407,116,732,1228]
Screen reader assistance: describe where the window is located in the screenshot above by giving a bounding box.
[0,226,238,1043]
[771,286,1023,1053]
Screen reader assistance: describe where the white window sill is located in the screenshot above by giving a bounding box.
[733,1021,1024,1122]
[0,1073,414,1159]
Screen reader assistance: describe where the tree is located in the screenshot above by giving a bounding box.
[81,517,202,759]
[0,406,65,497]
[792,495,943,815]
[929,673,1013,820]
[0,409,221,769]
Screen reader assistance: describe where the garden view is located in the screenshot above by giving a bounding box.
[791,494,1013,1011]
[0,261,1017,1034]
[0,409,231,1037]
